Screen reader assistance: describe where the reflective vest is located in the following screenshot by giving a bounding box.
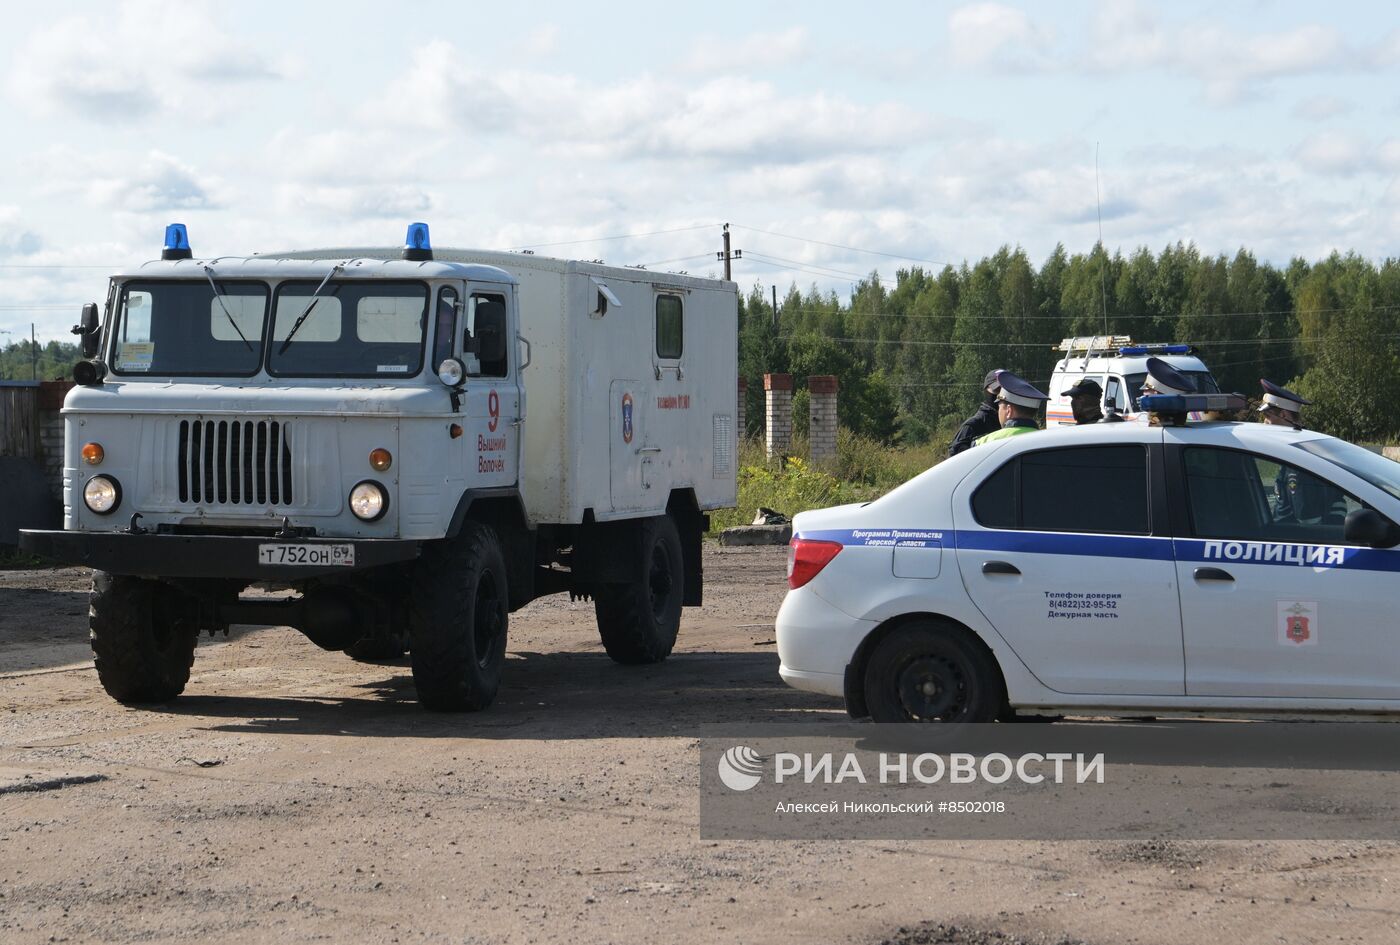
[973,422,1038,447]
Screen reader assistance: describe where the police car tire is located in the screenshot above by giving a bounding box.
[90,572,199,704]
[594,515,684,665]
[863,623,1003,724]
[408,523,509,712]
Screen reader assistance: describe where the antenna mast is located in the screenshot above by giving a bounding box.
[1095,142,1108,334]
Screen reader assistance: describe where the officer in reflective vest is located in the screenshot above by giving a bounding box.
[949,369,1005,456]
[974,372,1047,446]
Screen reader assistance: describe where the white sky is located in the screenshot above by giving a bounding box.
[1,0,1397,341]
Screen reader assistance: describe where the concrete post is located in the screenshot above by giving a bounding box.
[764,373,792,460]
[736,377,747,441]
[808,375,839,463]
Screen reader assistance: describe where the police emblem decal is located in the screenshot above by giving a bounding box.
[621,392,634,444]
[1277,600,1318,646]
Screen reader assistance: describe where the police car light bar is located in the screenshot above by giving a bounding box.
[1056,334,1133,353]
[1120,343,1194,356]
[1140,392,1248,416]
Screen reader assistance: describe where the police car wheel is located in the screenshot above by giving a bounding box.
[863,623,1003,723]
[407,523,509,712]
[90,572,200,704]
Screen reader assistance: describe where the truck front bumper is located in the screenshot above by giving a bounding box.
[18,529,423,580]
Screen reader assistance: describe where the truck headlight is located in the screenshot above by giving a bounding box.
[349,481,388,521]
[83,476,121,514]
[437,358,466,387]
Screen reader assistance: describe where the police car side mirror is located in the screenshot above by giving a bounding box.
[73,302,101,359]
[1343,508,1400,548]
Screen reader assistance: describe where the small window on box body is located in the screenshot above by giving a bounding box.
[656,295,683,359]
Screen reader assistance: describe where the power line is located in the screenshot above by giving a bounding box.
[630,253,716,269]
[507,222,717,251]
[744,251,899,287]
[765,303,1400,322]
[730,223,952,268]
[775,334,1399,349]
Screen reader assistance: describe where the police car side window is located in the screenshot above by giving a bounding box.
[1184,447,1362,544]
[971,446,1150,534]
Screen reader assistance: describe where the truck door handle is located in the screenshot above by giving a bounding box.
[636,446,661,454]
[1194,567,1234,582]
[982,561,1020,576]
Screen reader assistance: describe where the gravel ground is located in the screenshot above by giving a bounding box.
[1,547,1397,944]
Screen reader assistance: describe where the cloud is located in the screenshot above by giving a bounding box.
[1293,132,1400,177]
[88,152,221,212]
[947,3,1053,69]
[0,206,44,257]
[1292,95,1354,122]
[6,0,283,121]
[364,42,935,166]
[678,27,812,73]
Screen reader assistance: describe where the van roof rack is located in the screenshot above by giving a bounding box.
[1055,336,1196,357]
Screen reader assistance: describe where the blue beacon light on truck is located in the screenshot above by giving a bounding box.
[161,223,192,260]
[1120,344,1192,356]
[403,222,433,262]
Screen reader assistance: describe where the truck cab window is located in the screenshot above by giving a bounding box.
[468,294,509,378]
[433,287,458,370]
[656,295,683,360]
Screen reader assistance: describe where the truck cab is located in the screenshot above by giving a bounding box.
[22,223,738,712]
[1047,335,1220,426]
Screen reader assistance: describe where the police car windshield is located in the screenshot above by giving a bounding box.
[1295,439,1400,502]
[1123,370,1219,408]
[267,280,428,378]
[111,281,267,377]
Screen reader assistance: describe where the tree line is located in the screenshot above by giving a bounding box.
[0,339,81,383]
[739,244,1400,445]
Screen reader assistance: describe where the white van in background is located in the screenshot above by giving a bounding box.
[1046,336,1220,426]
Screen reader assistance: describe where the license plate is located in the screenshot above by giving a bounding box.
[257,543,356,567]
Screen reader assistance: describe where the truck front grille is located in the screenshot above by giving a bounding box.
[177,419,293,505]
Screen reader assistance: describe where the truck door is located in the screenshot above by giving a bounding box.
[462,286,522,488]
[609,380,653,511]
[951,440,1186,695]
[1167,440,1400,699]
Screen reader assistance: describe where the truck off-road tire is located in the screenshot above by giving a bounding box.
[90,572,200,704]
[863,622,1004,723]
[408,523,509,712]
[594,515,684,665]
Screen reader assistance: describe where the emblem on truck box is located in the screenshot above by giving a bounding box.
[622,392,634,444]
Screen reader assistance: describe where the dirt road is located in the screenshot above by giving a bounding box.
[2,547,1396,944]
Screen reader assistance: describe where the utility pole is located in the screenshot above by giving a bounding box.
[31,323,37,380]
[717,223,741,281]
[772,285,778,330]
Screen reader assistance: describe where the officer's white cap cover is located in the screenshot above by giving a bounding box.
[1259,378,1311,415]
[1141,357,1196,397]
[995,371,1048,409]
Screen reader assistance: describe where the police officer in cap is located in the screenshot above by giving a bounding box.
[1064,378,1123,424]
[974,372,1047,446]
[949,369,1005,456]
[1258,379,1309,428]
[1257,380,1329,522]
[1140,356,1197,397]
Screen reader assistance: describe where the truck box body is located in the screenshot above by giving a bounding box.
[269,248,739,526]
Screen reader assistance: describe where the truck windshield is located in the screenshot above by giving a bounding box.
[267,281,428,377]
[1295,438,1400,501]
[1123,370,1219,409]
[112,281,268,376]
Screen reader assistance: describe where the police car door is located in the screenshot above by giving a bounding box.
[951,432,1185,695]
[1166,434,1400,699]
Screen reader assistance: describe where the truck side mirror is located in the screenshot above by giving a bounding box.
[1343,508,1400,548]
[73,302,101,359]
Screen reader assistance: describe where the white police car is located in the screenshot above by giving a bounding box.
[776,395,1400,722]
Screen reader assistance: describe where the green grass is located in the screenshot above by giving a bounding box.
[708,428,952,535]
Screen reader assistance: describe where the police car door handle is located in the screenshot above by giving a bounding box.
[1194,567,1235,583]
[982,561,1020,576]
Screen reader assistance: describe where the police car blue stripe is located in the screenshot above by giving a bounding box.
[794,528,1400,572]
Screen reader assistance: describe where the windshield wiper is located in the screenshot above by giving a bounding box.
[202,265,253,352]
[278,264,343,354]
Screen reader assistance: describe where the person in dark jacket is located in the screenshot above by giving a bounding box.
[949,369,1004,456]
[1064,378,1123,424]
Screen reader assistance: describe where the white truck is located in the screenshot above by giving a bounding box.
[1046,335,1220,425]
[21,223,739,711]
